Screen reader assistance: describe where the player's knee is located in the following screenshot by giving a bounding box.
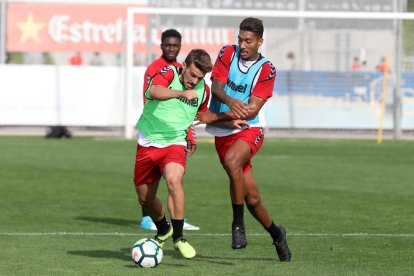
[164,173,182,190]
[223,155,242,172]
[138,196,152,207]
[246,196,261,210]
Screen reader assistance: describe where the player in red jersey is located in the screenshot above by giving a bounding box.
[139,29,200,231]
[195,17,291,262]
[142,29,182,95]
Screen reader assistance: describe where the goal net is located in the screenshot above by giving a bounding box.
[124,4,414,139]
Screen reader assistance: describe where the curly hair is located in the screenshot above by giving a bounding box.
[239,17,264,38]
[161,29,181,43]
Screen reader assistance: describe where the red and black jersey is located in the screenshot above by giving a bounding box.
[142,56,181,99]
[211,45,276,101]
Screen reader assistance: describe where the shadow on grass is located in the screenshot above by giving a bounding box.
[195,254,274,262]
[75,216,136,227]
[166,250,275,265]
[68,247,275,267]
[67,247,130,261]
[67,248,189,268]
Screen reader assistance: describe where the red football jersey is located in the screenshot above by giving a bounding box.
[211,45,276,101]
[143,56,181,95]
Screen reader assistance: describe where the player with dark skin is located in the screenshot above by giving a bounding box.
[209,31,267,212]
[196,17,291,262]
[142,30,182,100]
[196,26,268,216]
[161,37,181,64]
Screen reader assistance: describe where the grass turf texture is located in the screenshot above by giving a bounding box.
[0,136,413,275]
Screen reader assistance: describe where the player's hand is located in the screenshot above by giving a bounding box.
[186,140,197,156]
[226,98,249,118]
[194,111,217,125]
[181,90,198,100]
[228,119,250,129]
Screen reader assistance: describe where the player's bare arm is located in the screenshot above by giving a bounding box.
[194,111,249,128]
[195,95,265,124]
[244,95,266,118]
[150,85,198,101]
[218,119,250,129]
[212,78,249,118]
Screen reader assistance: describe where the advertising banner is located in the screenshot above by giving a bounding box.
[7,3,235,54]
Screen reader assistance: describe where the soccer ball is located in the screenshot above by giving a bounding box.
[131,238,163,268]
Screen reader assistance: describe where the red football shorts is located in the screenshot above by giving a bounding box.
[134,144,187,186]
[214,127,264,173]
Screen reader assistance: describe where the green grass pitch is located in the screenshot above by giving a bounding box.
[0,136,413,275]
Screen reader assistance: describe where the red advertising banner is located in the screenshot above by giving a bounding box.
[7,3,235,54]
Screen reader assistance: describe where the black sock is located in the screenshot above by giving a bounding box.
[142,207,148,217]
[265,221,283,242]
[232,203,244,227]
[171,219,184,241]
[154,216,170,236]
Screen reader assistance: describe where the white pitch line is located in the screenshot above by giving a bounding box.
[0,232,413,237]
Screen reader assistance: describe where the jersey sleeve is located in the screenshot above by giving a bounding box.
[150,66,174,87]
[198,85,211,112]
[251,61,276,101]
[143,58,182,94]
[142,68,150,94]
[142,63,159,93]
[186,125,196,145]
[211,45,235,84]
[188,84,210,145]
[144,66,174,99]
[142,63,162,104]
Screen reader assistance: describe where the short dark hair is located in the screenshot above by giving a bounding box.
[161,29,181,43]
[239,17,264,38]
[184,49,213,74]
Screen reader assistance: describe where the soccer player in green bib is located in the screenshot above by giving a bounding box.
[132,49,212,259]
[139,29,200,231]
